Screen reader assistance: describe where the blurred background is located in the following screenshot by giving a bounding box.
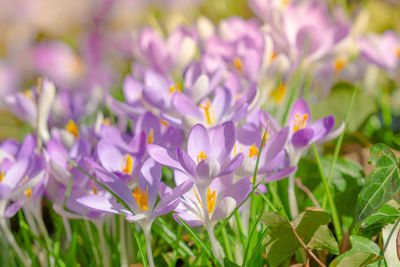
[0,0,399,140]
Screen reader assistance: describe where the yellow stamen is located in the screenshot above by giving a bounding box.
[270,51,278,63]
[293,114,308,132]
[65,120,79,138]
[92,182,98,195]
[103,118,112,125]
[147,128,154,144]
[233,143,237,157]
[249,144,259,158]
[161,120,168,126]
[197,151,208,164]
[24,89,33,100]
[169,82,182,94]
[262,131,270,147]
[193,188,203,208]
[24,188,32,198]
[199,101,216,125]
[132,185,149,211]
[207,188,216,214]
[271,83,286,104]
[334,57,347,72]
[121,154,133,175]
[234,57,242,72]
[0,171,4,182]
[67,163,73,170]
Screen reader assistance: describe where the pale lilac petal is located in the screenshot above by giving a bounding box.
[76,194,124,215]
[212,88,232,122]
[123,75,142,103]
[176,148,197,177]
[218,154,244,177]
[147,144,182,171]
[4,200,24,218]
[152,199,180,218]
[187,124,210,162]
[138,158,161,211]
[196,157,221,181]
[265,166,297,182]
[172,93,203,118]
[209,121,236,161]
[173,213,203,227]
[97,140,122,172]
[17,135,36,159]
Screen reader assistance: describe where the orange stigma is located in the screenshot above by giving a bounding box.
[121,154,133,175]
[65,120,79,138]
[249,144,259,158]
[24,188,32,198]
[147,128,154,144]
[234,57,242,72]
[132,186,149,211]
[334,57,347,72]
[169,82,182,94]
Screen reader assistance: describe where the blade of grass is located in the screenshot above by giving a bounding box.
[245,227,270,267]
[130,224,148,267]
[312,143,342,242]
[242,214,263,266]
[323,87,357,209]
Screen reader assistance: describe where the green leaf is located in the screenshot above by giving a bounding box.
[224,258,240,267]
[330,235,382,267]
[363,203,400,227]
[355,144,400,223]
[262,209,338,266]
[308,225,340,255]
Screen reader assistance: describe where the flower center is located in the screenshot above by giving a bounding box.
[293,114,308,132]
[121,154,133,175]
[169,82,182,94]
[147,128,154,144]
[234,57,242,72]
[0,171,4,182]
[197,151,208,164]
[65,120,79,138]
[334,57,347,72]
[161,120,168,126]
[249,144,259,158]
[132,185,149,211]
[24,89,34,100]
[92,182,98,195]
[396,47,400,57]
[24,188,32,198]
[199,101,216,125]
[270,51,278,63]
[193,187,217,215]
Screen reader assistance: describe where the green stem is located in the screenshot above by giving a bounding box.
[312,143,342,242]
[235,210,246,246]
[323,87,357,209]
[143,224,155,267]
[221,227,233,261]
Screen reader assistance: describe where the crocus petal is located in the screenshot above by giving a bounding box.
[196,157,221,181]
[265,166,297,182]
[123,75,142,103]
[189,74,210,103]
[291,128,314,148]
[311,116,335,143]
[176,148,197,177]
[187,124,210,162]
[262,127,289,163]
[17,135,36,159]
[209,121,236,162]
[4,200,24,218]
[152,199,180,219]
[173,212,203,227]
[76,194,123,215]
[97,140,123,172]
[218,153,244,177]
[172,93,203,118]
[318,122,344,144]
[211,197,236,221]
[126,213,146,223]
[37,79,56,142]
[147,144,182,171]
[212,88,232,122]
[138,158,161,211]
[2,157,31,188]
[289,98,312,132]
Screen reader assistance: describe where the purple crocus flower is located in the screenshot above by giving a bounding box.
[77,158,192,267]
[148,121,244,189]
[0,135,47,218]
[173,171,251,226]
[358,30,400,76]
[285,98,343,165]
[172,88,248,131]
[132,26,197,75]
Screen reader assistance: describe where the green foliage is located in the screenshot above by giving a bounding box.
[261,209,339,266]
[329,236,383,267]
[355,144,400,223]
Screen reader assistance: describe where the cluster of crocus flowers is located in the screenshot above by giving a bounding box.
[2,0,399,265]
